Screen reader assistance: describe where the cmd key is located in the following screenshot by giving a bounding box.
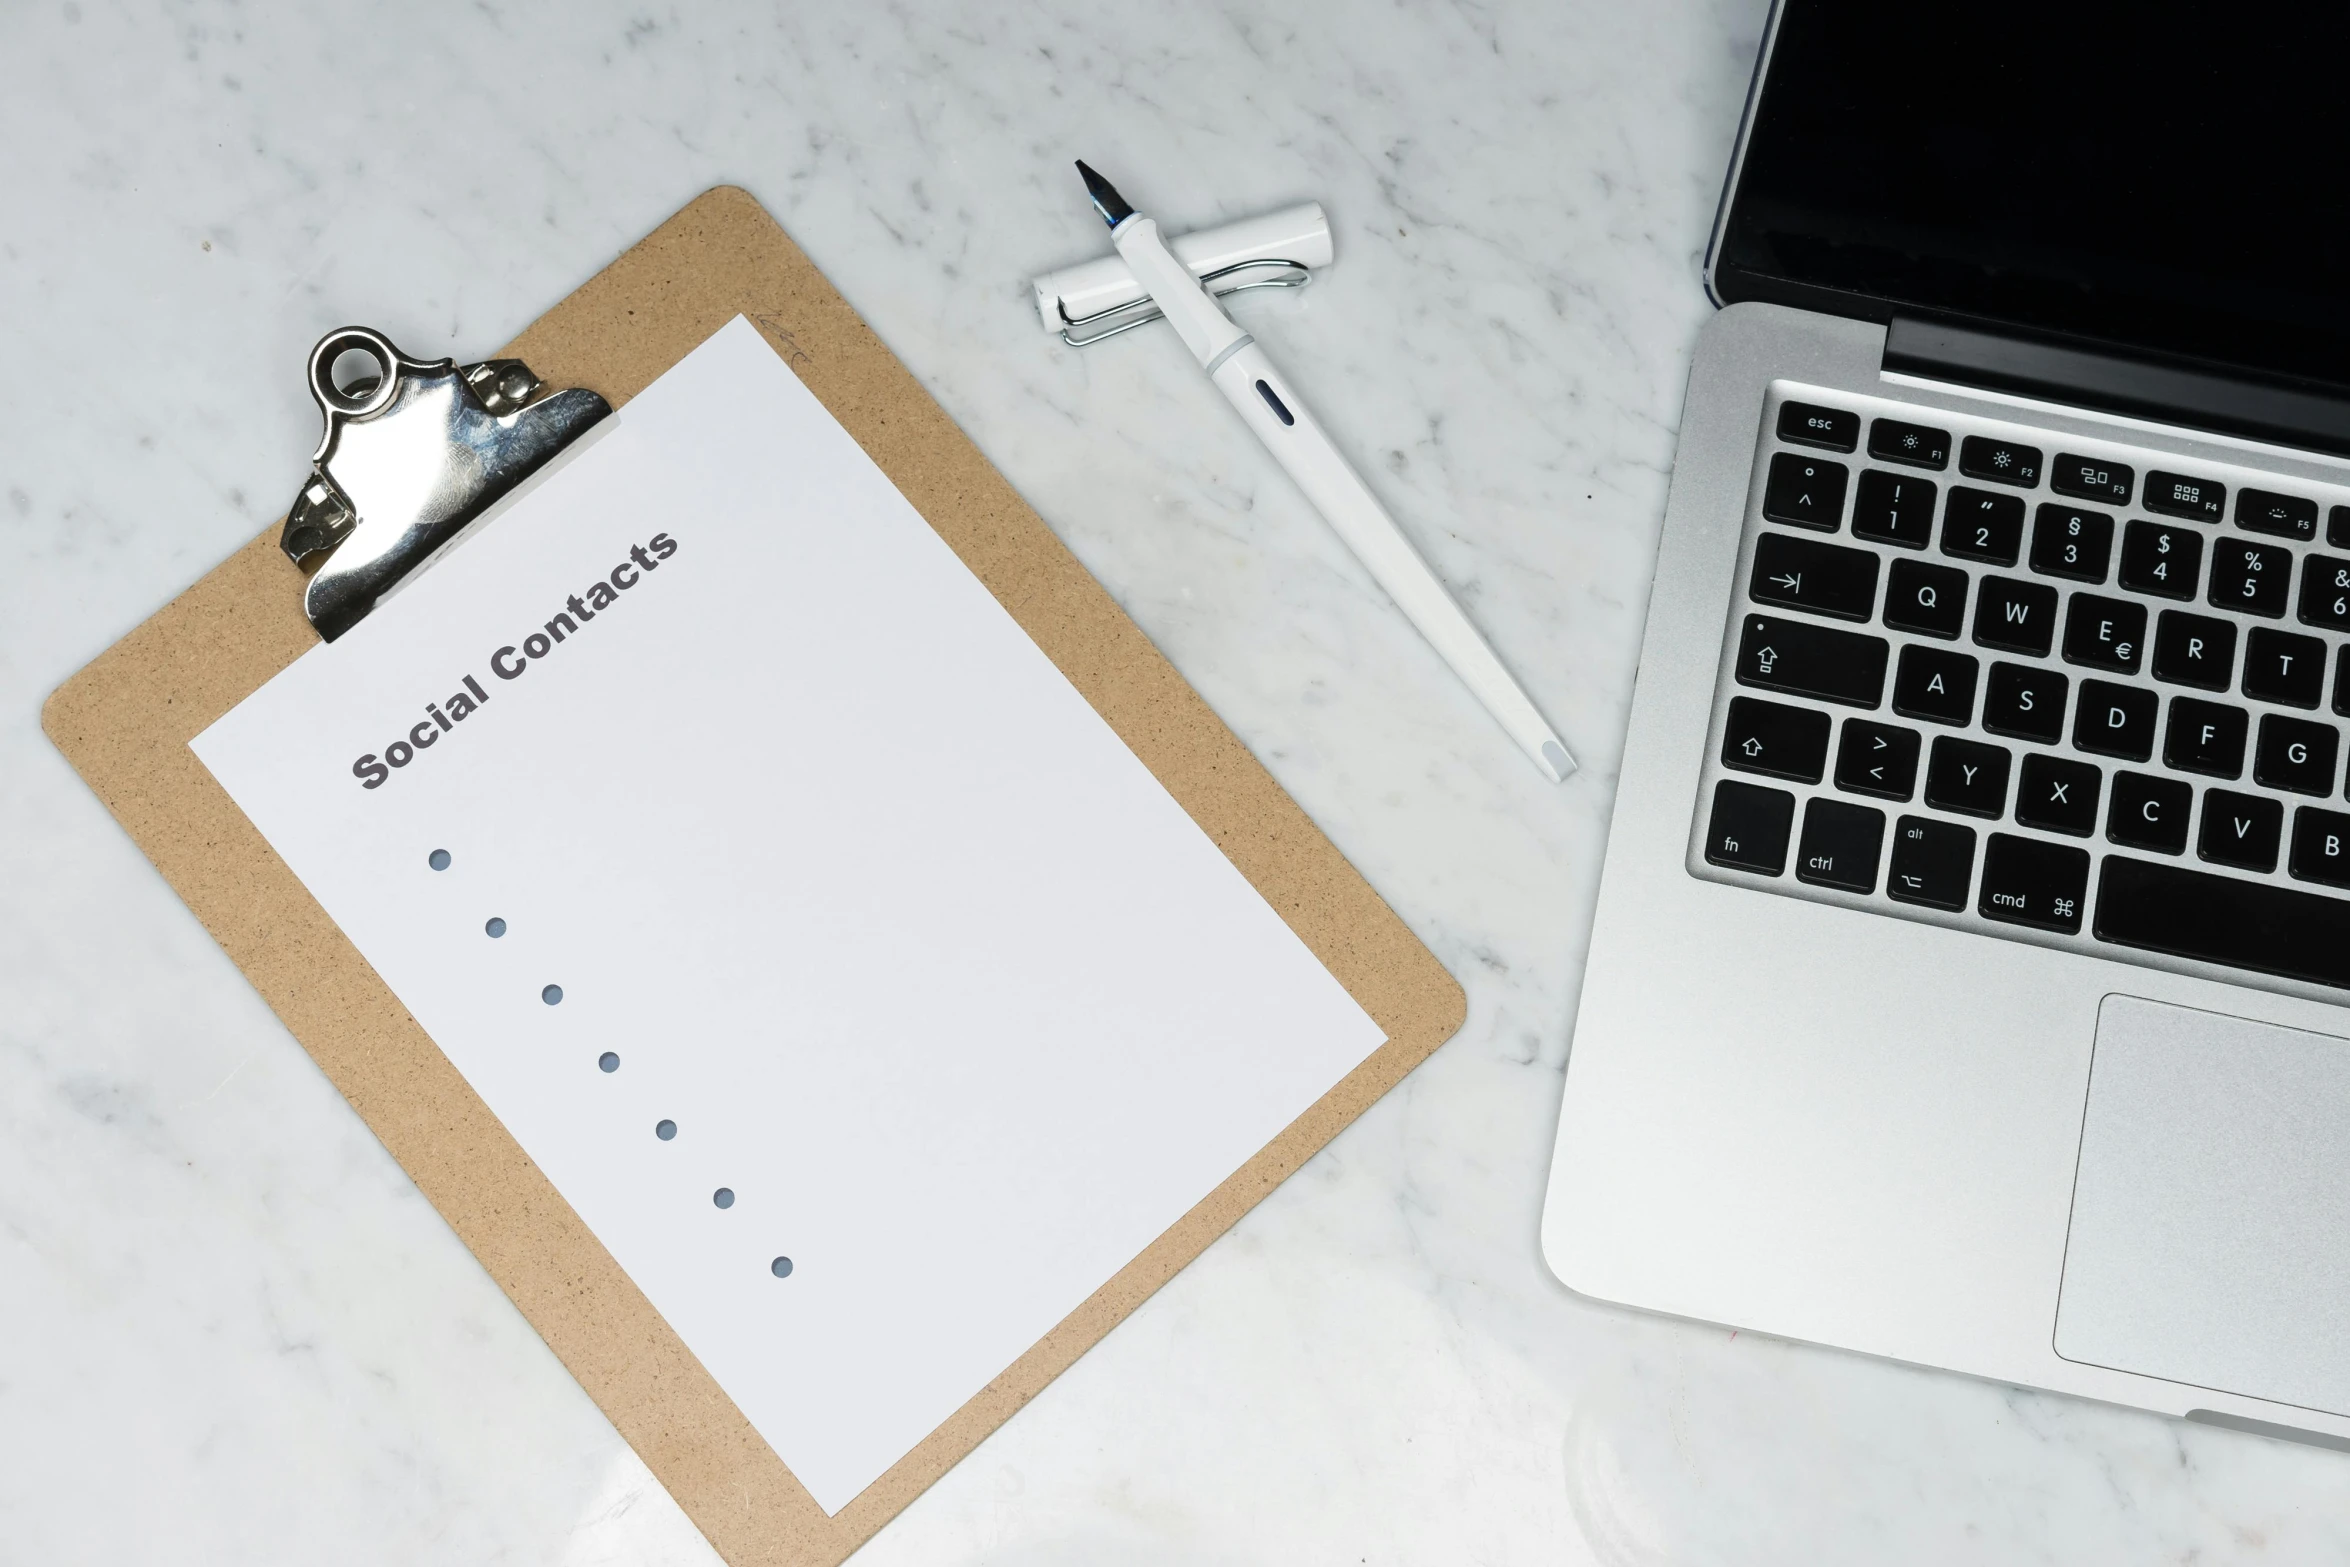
[1979,832,2090,933]
[1736,615,1889,707]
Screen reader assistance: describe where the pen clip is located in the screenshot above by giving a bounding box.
[1057,257,1313,348]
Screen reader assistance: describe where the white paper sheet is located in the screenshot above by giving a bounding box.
[190,317,1387,1513]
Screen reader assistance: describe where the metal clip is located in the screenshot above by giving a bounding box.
[281,327,611,641]
[1056,258,1314,348]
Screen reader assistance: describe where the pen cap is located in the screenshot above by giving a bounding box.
[1032,201,1332,333]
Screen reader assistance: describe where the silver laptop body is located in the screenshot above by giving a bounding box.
[1544,4,2350,1451]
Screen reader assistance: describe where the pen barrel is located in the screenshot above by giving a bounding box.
[1111,216,1250,365]
[1208,343,1573,780]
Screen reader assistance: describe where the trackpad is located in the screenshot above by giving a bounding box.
[2057,995,2350,1415]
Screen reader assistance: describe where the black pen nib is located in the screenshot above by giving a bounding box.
[1075,160,1134,228]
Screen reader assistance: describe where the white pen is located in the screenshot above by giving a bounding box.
[1076,161,1575,784]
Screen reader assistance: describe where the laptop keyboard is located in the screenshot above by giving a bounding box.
[1693,386,2350,993]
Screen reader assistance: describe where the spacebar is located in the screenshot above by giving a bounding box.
[2095,856,2350,989]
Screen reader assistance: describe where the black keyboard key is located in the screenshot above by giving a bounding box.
[1762,452,1848,530]
[1888,814,1977,910]
[1869,417,1951,470]
[2030,504,2114,582]
[2074,680,2158,761]
[1851,470,1937,548]
[2061,595,2145,673]
[2255,714,2339,796]
[2243,626,2326,708]
[2015,754,2102,837]
[1835,719,1921,800]
[2337,645,2350,718]
[1721,696,1831,782]
[2145,470,2226,521]
[1892,645,1978,725]
[1777,401,1859,452]
[2299,554,2350,630]
[2164,697,2248,777]
[1750,531,1880,621]
[1925,736,2011,817]
[1704,780,1795,874]
[2198,789,2283,872]
[2107,771,2192,854]
[2150,609,2236,690]
[2097,855,2350,986]
[2237,487,2317,541]
[2291,807,2350,889]
[2051,453,2132,505]
[1736,616,1889,707]
[1957,436,2043,488]
[2118,520,2202,600]
[2209,538,2291,617]
[2332,507,2350,551]
[1981,661,2068,744]
[1980,833,2090,932]
[1796,798,1886,892]
[1942,488,2026,565]
[1883,559,1968,638]
[1972,575,2059,656]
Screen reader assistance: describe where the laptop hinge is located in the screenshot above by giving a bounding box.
[1883,317,2350,459]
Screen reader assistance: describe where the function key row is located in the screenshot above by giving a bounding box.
[1774,406,2045,491]
[1769,402,2350,541]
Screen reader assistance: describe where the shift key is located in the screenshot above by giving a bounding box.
[1736,615,1890,708]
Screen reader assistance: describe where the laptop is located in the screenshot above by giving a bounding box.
[1543,1,2350,1450]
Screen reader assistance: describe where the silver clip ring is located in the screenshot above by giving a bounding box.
[1057,258,1314,348]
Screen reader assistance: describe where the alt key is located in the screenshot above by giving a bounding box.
[1887,814,1976,910]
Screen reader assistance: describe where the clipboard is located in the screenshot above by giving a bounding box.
[42,186,1465,1567]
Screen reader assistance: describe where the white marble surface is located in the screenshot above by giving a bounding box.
[5,2,2349,1562]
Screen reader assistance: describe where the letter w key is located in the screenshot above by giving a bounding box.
[1973,576,2059,657]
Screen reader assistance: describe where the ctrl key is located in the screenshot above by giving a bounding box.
[1796,798,1886,892]
[1978,832,2091,933]
[1704,779,1795,876]
[1887,815,1977,910]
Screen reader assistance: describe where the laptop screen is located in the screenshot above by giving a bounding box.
[1713,2,2350,394]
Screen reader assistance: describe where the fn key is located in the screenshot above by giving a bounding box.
[1704,780,1795,875]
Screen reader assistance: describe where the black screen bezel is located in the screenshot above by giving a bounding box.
[1705,1,2350,406]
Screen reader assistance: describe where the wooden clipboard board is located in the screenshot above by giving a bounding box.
[42,186,1465,1566]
